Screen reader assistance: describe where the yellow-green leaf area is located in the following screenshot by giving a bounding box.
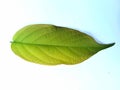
[11,24,115,65]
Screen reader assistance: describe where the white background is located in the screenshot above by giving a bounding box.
[0,0,120,90]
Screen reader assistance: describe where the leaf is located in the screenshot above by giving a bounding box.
[11,24,115,65]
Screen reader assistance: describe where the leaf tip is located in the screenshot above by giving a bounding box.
[108,42,115,47]
[104,42,115,49]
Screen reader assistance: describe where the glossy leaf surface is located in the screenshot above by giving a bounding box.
[11,24,115,65]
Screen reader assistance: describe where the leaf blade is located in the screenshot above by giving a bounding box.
[11,24,115,65]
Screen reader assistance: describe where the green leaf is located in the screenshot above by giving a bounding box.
[11,24,115,65]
